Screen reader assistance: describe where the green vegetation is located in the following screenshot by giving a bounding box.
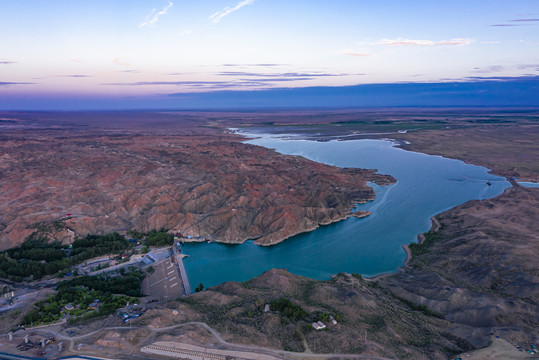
[0,232,132,282]
[351,273,363,280]
[195,283,204,292]
[409,229,443,257]
[0,235,68,282]
[129,228,174,247]
[127,229,145,240]
[144,229,174,247]
[0,226,179,282]
[21,270,143,326]
[70,232,129,260]
[60,269,145,297]
[393,295,444,319]
[270,298,308,321]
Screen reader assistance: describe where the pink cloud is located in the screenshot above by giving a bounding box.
[341,51,372,57]
[378,38,473,46]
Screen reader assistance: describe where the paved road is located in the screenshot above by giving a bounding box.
[4,322,396,360]
[173,247,191,295]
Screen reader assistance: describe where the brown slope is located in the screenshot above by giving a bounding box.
[0,112,394,250]
[381,185,539,348]
[145,269,472,360]
[147,186,538,359]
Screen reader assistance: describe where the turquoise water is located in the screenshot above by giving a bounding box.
[519,182,539,188]
[182,133,511,288]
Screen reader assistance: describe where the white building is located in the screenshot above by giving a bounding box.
[312,321,326,330]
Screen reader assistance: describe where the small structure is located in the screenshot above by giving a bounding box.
[264,304,270,313]
[24,335,29,344]
[8,332,13,341]
[41,338,46,347]
[312,321,326,330]
[58,342,63,352]
[330,315,338,325]
[65,303,75,311]
[88,302,98,310]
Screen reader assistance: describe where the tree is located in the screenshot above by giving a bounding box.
[195,283,204,292]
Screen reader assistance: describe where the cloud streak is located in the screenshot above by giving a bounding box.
[103,80,271,90]
[210,0,254,23]
[341,51,372,57]
[58,74,92,78]
[517,64,539,71]
[104,81,232,86]
[471,65,505,74]
[377,38,473,46]
[113,57,130,66]
[222,63,285,67]
[32,75,92,79]
[217,71,352,78]
[0,60,16,65]
[491,18,539,26]
[239,77,313,82]
[0,82,35,86]
[140,1,173,28]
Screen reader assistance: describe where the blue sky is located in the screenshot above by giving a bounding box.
[1,0,538,109]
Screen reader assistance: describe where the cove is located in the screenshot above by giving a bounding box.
[182,132,511,288]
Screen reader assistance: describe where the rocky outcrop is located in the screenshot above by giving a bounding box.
[0,112,394,250]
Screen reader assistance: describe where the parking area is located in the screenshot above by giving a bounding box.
[141,257,184,300]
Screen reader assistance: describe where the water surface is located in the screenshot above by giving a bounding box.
[183,133,510,288]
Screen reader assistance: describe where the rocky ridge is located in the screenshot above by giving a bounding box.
[0,112,394,250]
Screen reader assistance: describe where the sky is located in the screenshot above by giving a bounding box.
[1,0,538,109]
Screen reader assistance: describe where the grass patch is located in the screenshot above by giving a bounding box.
[409,229,443,257]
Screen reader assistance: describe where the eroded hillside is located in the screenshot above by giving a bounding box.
[0,112,393,250]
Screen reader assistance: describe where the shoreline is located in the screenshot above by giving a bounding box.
[381,181,521,282]
[365,215,438,282]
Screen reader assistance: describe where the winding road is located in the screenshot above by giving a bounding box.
[2,322,396,360]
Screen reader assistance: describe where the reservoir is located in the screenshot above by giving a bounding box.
[182,132,511,288]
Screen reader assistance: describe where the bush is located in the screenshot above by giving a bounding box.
[145,230,173,247]
[270,298,307,321]
[409,230,442,257]
[0,232,131,282]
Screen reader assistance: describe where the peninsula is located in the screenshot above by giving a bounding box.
[0,111,394,251]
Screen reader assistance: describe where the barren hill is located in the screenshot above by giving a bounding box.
[145,186,538,359]
[0,111,393,250]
